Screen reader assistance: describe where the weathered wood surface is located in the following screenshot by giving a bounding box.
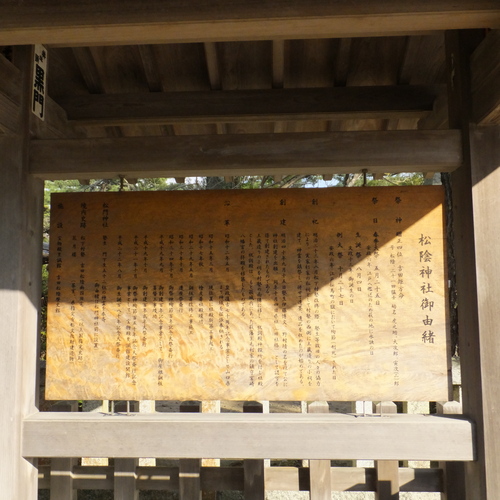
[46,187,449,402]
[38,464,444,492]
[471,30,500,125]
[38,465,444,493]
[446,30,492,499]
[179,403,202,500]
[243,402,265,500]
[31,129,463,179]
[308,402,331,500]
[50,458,77,500]
[0,46,43,500]
[437,401,465,500]
[375,402,399,500]
[0,86,20,135]
[49,402,78,500]
[58,86,440,126]
[114,458,138,500]
[23,412,474,461]
[0,1,498,46]
[0,52,80,139]
[470,124,500,497]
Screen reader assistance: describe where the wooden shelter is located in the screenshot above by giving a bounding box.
[0,2,499,498]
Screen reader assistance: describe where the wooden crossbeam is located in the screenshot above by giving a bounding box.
[57,85,442,127]
[38,465,444,492]
[0,1,498,46]
[29,129,462,180]
[23,412,474,461]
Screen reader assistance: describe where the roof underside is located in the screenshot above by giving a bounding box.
[0,2,498,179]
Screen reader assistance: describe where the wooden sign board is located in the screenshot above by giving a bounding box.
[46,186,450,401]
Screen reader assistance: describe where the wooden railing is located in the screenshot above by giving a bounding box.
[33,397,469,500]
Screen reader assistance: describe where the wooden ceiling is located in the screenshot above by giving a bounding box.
[0,1,499,180]
[48,35,446,136]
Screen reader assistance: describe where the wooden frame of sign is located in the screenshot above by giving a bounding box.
[46,186,450,401]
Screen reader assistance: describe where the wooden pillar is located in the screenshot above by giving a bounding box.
[308,402,331,500]
[50,402,78,500]
[437,401,465,500]
[243,402,265,500]
[375,402,399,500]
[179,402,202,500]
[114,459,138,500]
[114,401,139,500]
[469,124,500,495]
[446,30,500,498]
[0,46,43,499]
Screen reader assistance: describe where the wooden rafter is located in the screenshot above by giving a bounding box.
[57,85,442,127]
[0,1,498,46]
[471,30,500,125]
[29,129,462,180]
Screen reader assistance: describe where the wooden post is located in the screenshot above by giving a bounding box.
[50,402,78,500]
[401,401,430,469]
[243,402,265,500]
[82,400,109,466]
[139,400,156,466]
[0,45,43,500]
[308,402,331,500]
[353,401,374,468]
[114,459,138,500]
[437,401,466,500]
[180,402,202,500]
[446,30,500,499]
[201,400,221,467]
[375,402,399,500]
[468,124,500,496]
[114,401,139,500]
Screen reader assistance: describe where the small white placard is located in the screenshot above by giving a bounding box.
[32,44,47,121]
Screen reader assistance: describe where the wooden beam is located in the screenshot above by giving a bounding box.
[138,45,163,93]
[272,40,285,88]
[203,42,227,135]
[29,129,462,180]
[39,465,444,493]
[57,85,442,127]
[71,47,103,94]
[418,90,449,130]
[0,1,498,46]
[31,93,83,140]
[204,42,222,91]
[24,413,474,462]
[471,30,500,125]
